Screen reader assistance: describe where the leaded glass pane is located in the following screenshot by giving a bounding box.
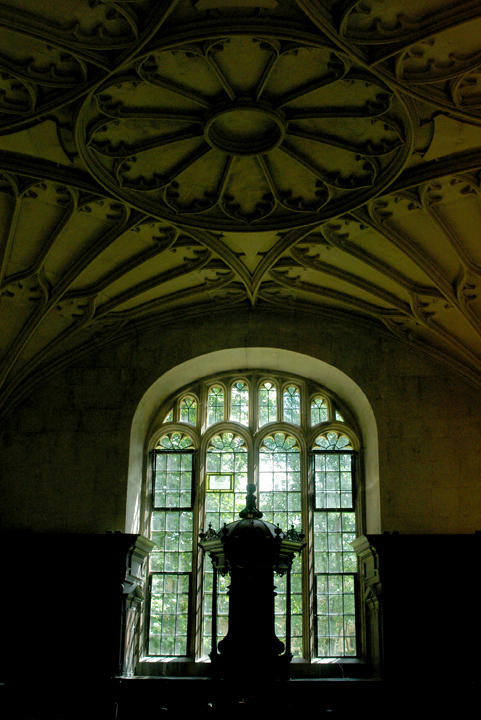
[180,397,197,425]
[208,386,224,425]
[335,411,345,422]
[230,381,249,425]
[149,573,191,656]
[259,434,301,527]
[259,433,302,656]
[313,509,356,574]
[205,433,247,530]
[149,446,194,657]
[149,511,193,654]
[153,452,193,509]
[163,408,173,423]
[312,445,357,657]
[311,396,328,425]
[283,385,300,425]
[259,381,277,426]
[316,574,356,657]
[203,433,248,656]
[314,453,353,510]
[150,511,193,572]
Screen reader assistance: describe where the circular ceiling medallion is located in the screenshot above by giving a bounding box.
[204,101,286,156]
[79,32,413,231]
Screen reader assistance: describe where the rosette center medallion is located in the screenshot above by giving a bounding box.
[204,102,286,156]
[81,34,412,230]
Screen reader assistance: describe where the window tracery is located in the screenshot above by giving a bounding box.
[283,385,301,425]
[207,385,224,425]
[180,396,197,425]
[147,372,361,663]
[230,380,249,424]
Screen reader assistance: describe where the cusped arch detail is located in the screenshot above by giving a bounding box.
[126,348,380,534]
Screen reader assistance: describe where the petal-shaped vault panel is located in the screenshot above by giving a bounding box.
[78,33,413,231]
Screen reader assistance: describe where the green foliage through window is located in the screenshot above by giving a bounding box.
[180,397,197,425]
[147,372,360,662]
[259,381,277,426]
[230,381,249,425]
[208,386,224,425]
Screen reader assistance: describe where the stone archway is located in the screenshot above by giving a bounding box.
[126,347,380,534]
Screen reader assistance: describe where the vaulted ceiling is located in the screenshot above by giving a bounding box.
[2,0,481,417]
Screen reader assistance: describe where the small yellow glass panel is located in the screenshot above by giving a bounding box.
[207,473,234,491]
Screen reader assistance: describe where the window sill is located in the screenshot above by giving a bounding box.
[135,657,370,679]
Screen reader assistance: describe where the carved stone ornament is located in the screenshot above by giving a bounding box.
[4,0,481,415]
[79,35,412,231]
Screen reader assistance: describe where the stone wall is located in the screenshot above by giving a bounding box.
[1,307,480,535]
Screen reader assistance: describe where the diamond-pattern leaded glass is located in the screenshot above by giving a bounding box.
[311,396,328,425]
[283,385,300,425]
[230,381,249,425]
[316,574,356,657]
[259,381,277,426]
[180,396,197,425]
[208,386,224,425]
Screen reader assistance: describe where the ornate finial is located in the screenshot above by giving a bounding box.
[199,522,220,541]
[285,524,305,543]
[239,482,263,519]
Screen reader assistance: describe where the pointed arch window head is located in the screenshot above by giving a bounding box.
[206,433,248,525]
[283,385,300,425]
[230,381,249,425]
[259,381,277,426]
[314,432,353,451]
[180,396,197,425]
[207,385,224,425]
[155,432,193,450]
[311,396,328,425]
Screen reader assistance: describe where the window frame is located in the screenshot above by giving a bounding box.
[143,371,363,666]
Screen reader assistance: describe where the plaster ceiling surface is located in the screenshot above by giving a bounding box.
[2,0,481,415]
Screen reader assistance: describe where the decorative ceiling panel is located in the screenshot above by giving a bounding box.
[1,0,481,415]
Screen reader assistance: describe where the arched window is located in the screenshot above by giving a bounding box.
[146,372,361,663]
